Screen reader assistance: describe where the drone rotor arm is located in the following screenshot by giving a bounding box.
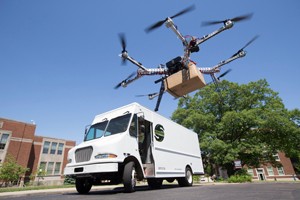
[114,72,136,89]
[166,18,187,45]
[124,55,148,71]
[197,14,254,47]
[196,26,228,46]
[119,73,143,88]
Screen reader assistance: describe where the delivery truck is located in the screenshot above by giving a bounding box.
[64,102,204,193]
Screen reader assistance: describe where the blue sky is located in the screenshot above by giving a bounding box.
[1,0,299,144]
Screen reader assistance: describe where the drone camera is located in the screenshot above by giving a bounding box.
[166,56,183,74]
[190,46,199,53]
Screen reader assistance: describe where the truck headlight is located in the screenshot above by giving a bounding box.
[94,153,117,159]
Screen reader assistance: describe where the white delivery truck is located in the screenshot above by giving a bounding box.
[64,102,204,193]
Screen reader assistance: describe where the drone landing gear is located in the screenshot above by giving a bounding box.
[154,79,165,112]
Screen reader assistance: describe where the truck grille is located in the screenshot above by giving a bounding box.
[75,146,93,163]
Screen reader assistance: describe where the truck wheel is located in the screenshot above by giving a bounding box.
[123,161,136,193]
[178,167,193,187]
[76,178,92,194]
[147,178,163,189]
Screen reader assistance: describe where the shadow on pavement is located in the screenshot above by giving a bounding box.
[64,184,181,196]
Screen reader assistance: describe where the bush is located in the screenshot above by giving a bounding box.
[63,176,75,185]
[227,169,252,183]
[227,175,252,183]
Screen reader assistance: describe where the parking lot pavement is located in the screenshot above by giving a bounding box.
[0,185,110,198]
[0,181,298,198]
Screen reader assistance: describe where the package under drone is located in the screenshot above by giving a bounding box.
[164,62,206,98]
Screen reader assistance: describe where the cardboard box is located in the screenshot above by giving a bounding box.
[164,62,206,98]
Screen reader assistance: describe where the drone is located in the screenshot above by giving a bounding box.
[115,5,258,111]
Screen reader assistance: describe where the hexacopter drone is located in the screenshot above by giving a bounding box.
[115,5,258,111]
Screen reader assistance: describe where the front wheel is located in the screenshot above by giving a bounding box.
[75,178,92,194]
[178,167,193,187]
[123,161,137,193]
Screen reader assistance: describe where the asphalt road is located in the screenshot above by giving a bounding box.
[1,182,299,200]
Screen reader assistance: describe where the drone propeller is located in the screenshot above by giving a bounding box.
[145,5,195,33]
[114,72,136,89]
[218,69,232,80]
[118,33,128,65]
[207,69,232,85]
[202,13,253,26]
[136,92,158,100]
[231,35,259,57]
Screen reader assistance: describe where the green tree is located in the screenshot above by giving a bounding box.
[0,155,29,186]
[171,79,300,176]
[29,168,47,186]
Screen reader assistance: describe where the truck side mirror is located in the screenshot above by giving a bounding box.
[84,125,91,135]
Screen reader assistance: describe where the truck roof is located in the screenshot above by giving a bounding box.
[92,102,196,135]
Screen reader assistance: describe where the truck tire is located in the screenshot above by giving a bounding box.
[123,161,136,193]
[76,178,92,194]
[178,167,193,187]
[147,178,163,189]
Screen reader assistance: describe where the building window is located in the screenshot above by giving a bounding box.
[273,153,280,161]
[247,168,254,176]
[57,143,64,155]
[39,162,47,172]
[47,162,54,175]
[0,133,9,150]
[277,167,285,175]
[42,141,50,154]
[54,162,61,175]
[50,142,57,154]
[267,166,274,176]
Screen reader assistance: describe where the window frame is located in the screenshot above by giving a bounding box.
[47,162,54,175]
[0,133,9,150]
[50,142,58,154]
[277,167,285,175]
[54,162,61,175]
[247,168,254,176]
[57,143,64,155]
[42,141,51,154]
[273,153,280,161]
[266,166,274,176]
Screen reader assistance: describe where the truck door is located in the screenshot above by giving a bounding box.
[138,117,155,176]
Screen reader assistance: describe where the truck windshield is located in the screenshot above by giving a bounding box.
[84,113,132,141]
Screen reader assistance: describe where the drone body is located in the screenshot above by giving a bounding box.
[115,5,258,111]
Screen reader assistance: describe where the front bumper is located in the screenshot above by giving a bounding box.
[64,162,119,176]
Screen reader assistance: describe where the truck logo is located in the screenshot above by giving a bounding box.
[154,124,165,142]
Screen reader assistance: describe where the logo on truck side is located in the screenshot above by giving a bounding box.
[154,124,165,142]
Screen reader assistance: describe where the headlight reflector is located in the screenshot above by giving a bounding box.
[95,153,117,159]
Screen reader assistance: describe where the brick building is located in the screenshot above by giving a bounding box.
[246,152,297,181]
[0,117,76,185]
